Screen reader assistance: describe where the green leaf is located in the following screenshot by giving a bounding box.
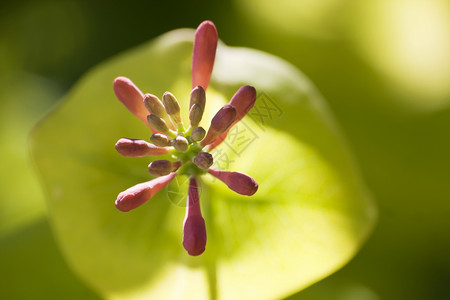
[31,29,376,299]
[0,73,56,238]
[0,73,98,299]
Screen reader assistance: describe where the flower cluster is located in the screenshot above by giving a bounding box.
[113,21,258,256]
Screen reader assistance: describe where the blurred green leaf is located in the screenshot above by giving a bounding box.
[231,1,450,299]
[0,73,57,238]
[348,0,450,111]
[0,46,99,299]
[237,0,346,39]
[31,29,375,299]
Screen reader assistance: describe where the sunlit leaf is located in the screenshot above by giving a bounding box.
[236,0,344,39]
[0,73,98,299]
[350,0,450,111]
[31,29,376,299]
[0,73,57,238]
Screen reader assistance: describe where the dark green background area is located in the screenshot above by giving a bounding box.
[1,0,449,299]
[0,220,100,299]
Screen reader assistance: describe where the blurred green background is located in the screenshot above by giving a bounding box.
[1,0,449,299]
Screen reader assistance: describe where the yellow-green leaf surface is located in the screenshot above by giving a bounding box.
[31,29,376,300]
[0,73,56,238]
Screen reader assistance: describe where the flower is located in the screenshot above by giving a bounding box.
[113,21,258,256]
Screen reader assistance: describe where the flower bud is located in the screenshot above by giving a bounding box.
[150,133,171,147]
[191,127,206,142]
[183,178,206,256]
[115,138,168,157]
[229,85,257,120]
[115,172,176,212]
[147,114,170,135]
[144,94,176,130]
[162,92,183,126]
[207,85,257,150]
[193,152,213,170]
[208,169,258,196]
[148,160,180,176]
[192,21,218,90]
[143,94,165,116]
[201,105,236,146]
[189,86,206,110]
[189,103,203,128]
[173,136,189,152]
[113,77,148,125]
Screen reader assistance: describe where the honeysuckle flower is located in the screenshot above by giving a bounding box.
[113,21,258,256]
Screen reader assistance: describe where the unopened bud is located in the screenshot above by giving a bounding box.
[115,138,168,157]
[201,105,236,146]
[148,160,181,176]
[147,114,170,135]
[144,94,175,130]
[189,103,203,127]
[189,86,206,110]
[191,127,206,142]
[206,86,257,150]
[210,105,236,132]
[229,85,257,120]
[208,169,258,196]
[113,77,147,124]
[193,152,213,170]
[115,172,176,212]
[173,136,189,152]
[150,133,171,147]
[162,92,183,126]
[192,21,218,90]
[143,94,165,116]
[183,178,206,256]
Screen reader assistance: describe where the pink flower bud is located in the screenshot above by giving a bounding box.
[115,138,168,157]
[189,86,206,111]
[201,104,236,146]
[208,85,257,150]
[193,152,214,170]
[208,169,258,196]
[115,172,176,212]
[183,178,206,256]
[191,126,206,142]
[148,160,181,176]
[113,77,150,128]
[192,21,218,90]
[229,85,257,121]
